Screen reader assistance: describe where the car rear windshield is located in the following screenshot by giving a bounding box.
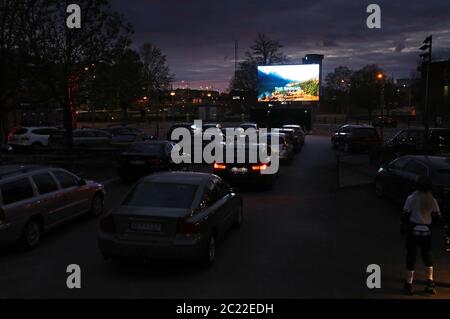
[128,143,165,154]
[353,128,378,138]
[13,128,28,135]
[123,182,197,209]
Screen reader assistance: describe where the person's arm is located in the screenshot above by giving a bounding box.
[431,198,442,226]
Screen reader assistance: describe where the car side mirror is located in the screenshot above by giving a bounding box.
[78,179,87,186]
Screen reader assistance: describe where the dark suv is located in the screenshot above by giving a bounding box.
[331,125,381,153]
[378,128,450,164]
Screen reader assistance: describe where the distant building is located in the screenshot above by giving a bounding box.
[421,58,450,125]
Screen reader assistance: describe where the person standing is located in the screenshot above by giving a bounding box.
[401,176,441,295]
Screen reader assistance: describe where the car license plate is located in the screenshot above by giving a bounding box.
[231,167,248,174]
[129,222,162,232]
[130,160,146,165]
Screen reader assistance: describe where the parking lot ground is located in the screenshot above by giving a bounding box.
[1,135,449,299]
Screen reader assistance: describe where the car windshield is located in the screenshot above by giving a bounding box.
[128,143,165,154]
[123,182,198,208]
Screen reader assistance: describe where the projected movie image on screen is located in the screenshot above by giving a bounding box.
[258,65,320,102]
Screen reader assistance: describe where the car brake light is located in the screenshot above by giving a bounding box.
[0,208,5,225]
[252,164,268,171]
[214,163,227,170]
[100,212,115,233]
[177,217,200,236]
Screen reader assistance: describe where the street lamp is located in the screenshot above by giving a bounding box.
[376,72,386,141]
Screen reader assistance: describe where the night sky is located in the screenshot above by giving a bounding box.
[112,0,450,92]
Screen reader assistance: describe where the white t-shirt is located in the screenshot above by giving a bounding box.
[403,191,441,225]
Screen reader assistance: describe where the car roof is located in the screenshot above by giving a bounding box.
[141,172,212,185]
[340,124,375,129]
[0,165,50,179]
[402,155,450,170]
[16,126,56,130]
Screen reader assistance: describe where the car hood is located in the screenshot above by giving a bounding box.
[112,206,191,219]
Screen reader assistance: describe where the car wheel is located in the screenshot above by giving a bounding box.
[20,218,42,250]
[90,194,103,217]
[375,179,384,198]
[201,234,216,267]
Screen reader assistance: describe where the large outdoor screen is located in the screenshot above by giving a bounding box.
[258,64,320,102]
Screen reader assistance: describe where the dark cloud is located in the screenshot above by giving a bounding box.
[112,0,450,91]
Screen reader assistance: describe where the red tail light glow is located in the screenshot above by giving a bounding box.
[252,164,268,171]
[213,163,227,170]
[177,217,200,236]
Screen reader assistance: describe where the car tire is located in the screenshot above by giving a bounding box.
[200,234,217,267]
[90,193,103,217]
[375,179,384,198]
[20,218,42,250]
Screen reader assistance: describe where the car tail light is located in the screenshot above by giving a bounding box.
[7,129,16,142]
[100,212,115,233]
[252,164,268,171]
[0,208,5,225]
[213,162,227,170]
[177,217,200,236]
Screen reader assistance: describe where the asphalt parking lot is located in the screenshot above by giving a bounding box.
[1,135,449,299]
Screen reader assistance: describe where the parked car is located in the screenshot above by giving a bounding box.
[273,128,299,152]
[283,124,306,148]
[167,123,200,142]
[202,123,222,131]
[8,126,59,151]
[372,116,398,128]
[378,128,450,164]
[239,123,258,131]
[0,165,104,249]
[375,155,450,219]
[105,126,155,143]
[331,125,381,153]
[260,133,294,163]
[212,143,277,190]
[117,141,190,181]
[49,128,113,149]
[98,172,243,265]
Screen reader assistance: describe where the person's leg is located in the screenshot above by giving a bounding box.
[421,235,436,295]
[405,234,418,294]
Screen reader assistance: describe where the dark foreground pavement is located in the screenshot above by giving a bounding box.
[0,136,449,299]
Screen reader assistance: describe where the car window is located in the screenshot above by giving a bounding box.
[214,178,230,199]
[123,182,198,209]
[13,128,28,135]
[408,130,425,143]
[404,160,428,177]
[32,128,55,135]
[394,130,408,142]
[33,173,59,194]
[390,157,410,169]
[0,178,34,205]
[53,171,79,189]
